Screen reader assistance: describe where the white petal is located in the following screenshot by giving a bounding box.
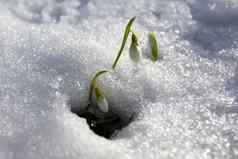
[129,44,140,63]
[96,96,109,113]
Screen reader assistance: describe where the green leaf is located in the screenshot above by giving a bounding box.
[112,17,136,69]
[88,70,108,101]
[149,32,159,62]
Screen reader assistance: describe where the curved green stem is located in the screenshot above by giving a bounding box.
[112,17,136,69]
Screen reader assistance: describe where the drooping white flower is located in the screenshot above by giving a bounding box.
[129,32,141,63]
[94,86,109,113]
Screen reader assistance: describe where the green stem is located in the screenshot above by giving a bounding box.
[112,17,136,69]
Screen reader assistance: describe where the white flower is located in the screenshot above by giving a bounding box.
[94,86,109,113]
[129,42,141,63]
[129,33,141,63]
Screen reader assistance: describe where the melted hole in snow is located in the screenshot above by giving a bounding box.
[70,103,135,139]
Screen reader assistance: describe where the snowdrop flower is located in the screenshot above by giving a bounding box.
[129,32,141,63]
[94,86,109,113]
[112,17,136,69]
[149,32,159,62]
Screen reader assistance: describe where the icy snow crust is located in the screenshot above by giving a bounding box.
[0,0,238,159]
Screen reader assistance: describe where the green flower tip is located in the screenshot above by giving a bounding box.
[131,32,139,46]
[149,32,159,62]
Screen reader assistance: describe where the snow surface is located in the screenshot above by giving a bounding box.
[0,0,238,159]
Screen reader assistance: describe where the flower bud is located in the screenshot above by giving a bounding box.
[149,32,159,62]
[129,33,141,63]
[94,86,109,113]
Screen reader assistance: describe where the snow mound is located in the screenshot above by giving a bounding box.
[0,0,238,159]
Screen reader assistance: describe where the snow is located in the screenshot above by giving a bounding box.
[0,0,238,159]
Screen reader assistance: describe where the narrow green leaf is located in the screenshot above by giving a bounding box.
[112,17,136,69]
[88,70,108,101]
[149,32,159,62]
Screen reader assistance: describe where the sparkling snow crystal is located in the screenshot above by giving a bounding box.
[0,0,238,159]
